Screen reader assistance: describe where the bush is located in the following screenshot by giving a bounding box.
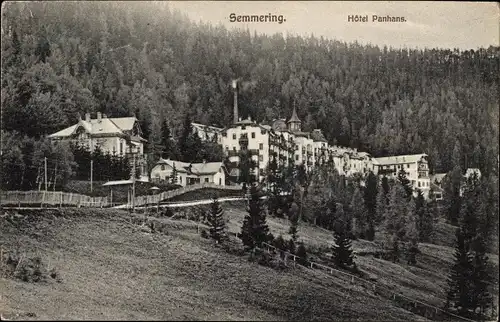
[200,229,209,239]
[2,250,60,283]
[296,242,308,266]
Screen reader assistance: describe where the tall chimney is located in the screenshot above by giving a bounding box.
[232,79,238,124]
[85,113,91,122]
[97,112,102,122]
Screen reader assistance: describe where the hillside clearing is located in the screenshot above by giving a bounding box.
[1,208,424,321]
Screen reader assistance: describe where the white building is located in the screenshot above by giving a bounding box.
[150,158,226,187]
[373,154,431,198]
[48,112,148,178]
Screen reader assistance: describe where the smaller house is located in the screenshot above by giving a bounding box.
[150,158,226,187]
[430,173,447,201]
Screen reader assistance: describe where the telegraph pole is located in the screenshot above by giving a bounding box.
[44,157,48,191]
[90,159,93,193]
[132,152,136,212]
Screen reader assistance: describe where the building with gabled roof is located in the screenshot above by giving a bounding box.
[150,158,226,186]
[48,112,148,179]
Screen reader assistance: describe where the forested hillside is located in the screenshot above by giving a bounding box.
[1,1,499,175]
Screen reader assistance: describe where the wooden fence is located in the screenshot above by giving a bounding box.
[0,190,109,208]
[0,183,243,209]
[258,241,475,322]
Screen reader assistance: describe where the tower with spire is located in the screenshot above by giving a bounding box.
[287,102,302,132]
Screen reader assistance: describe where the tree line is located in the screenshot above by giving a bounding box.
[1,1,498,179]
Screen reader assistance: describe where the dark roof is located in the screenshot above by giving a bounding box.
[287,105,301,123]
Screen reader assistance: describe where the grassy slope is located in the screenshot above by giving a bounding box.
[222,203,499,309]
[1,209,423,321]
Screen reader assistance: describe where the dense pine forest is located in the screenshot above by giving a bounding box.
[1,1,499,176]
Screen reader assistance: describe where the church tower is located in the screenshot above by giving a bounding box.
[287,103,301,132]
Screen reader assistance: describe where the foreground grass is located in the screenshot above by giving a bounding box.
[1,208,423,321]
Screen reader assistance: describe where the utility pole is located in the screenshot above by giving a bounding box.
[44,157,48,191]
[90,159,93,193]
[132,152,136,212]
[53,163,57,191]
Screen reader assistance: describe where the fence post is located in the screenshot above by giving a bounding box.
[60,191,63,208]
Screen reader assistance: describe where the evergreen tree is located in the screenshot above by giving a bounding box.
[239,184,273,251]
[446,174,493,318]
[415,189,434,242]
[405,198,419,265]
[288,201,299,242]
[332,204,355,269]
[375,181,388,225]
[351,187,368,239]
[207,198,227,244]
[382,183,407,262]
[444,165,463,225]
[397,169,413,199]
[469,233,492,318]
[160,119,177,159]
[446,226,474,315]
[363,171,378,240]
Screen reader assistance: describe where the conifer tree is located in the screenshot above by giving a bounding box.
[239,184,273,251]
[382,183,407,262]
[405,198,419,265]
[446,226,474,315]
[446,173,492,318]
[351,187,367,239]
[397,169,413,199]
[415,189,434,242]
[363,171,378,240]
[332,204,355,269]
[375,181,388,225]
[288,201,299,242]
[207,197,227,244]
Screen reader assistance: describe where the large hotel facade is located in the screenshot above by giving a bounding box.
[192,81,431,198]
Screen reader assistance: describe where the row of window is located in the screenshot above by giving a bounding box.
[225,143,265,151]
[381,164,411,170]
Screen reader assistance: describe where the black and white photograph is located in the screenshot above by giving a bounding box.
[0,1,498,321]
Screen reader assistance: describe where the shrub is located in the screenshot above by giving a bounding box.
[296,242,308,266]
[2,250,60,283]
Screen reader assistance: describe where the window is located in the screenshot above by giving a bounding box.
[295,155,299,160]
[259,143,263,150]
[120,142,123,155]
[259,155,263,162]
[225,146,229,150]
[161,165,165,171]
[418,181,421,187]
[232,134,236,140]
[407,164,410,168]
[251,132,255,139]
[233,147,236,151]
[205,178,209,183]
[411,180,416,185]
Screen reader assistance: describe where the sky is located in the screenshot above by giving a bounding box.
[168,1,499,50]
